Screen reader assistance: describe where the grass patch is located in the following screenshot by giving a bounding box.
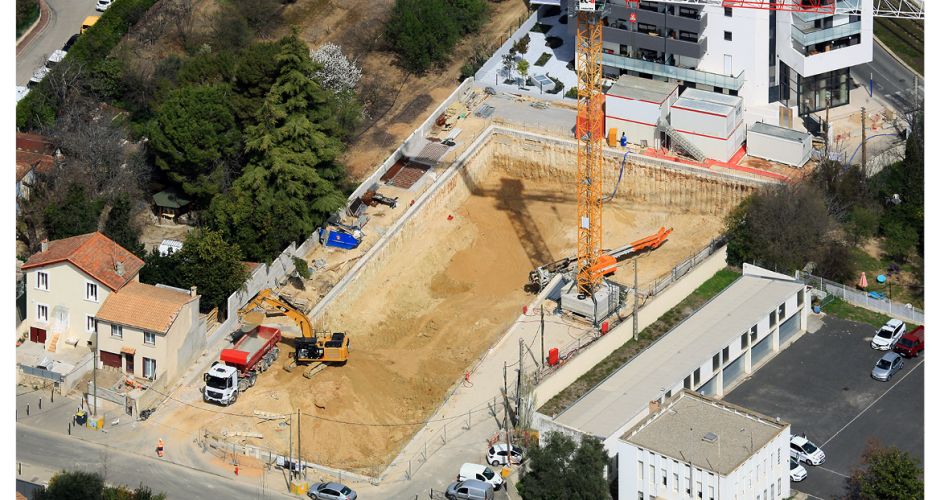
[846,244,923,309]
[16,0,40,39]
[546,76,563,94]
[874,19,924,75]
[530,23,551,34]
[545,36,563,49]
[538,267,741,417]
[534,52,552,66]
[822,297,918,330]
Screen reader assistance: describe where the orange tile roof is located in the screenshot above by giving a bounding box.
[95,281,198,333]
[22,232,145,291]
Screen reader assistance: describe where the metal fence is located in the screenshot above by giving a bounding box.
[19,364,63,383]
[797,271,924,324]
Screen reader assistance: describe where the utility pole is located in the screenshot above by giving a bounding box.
[540,305,545,368]
[824,92,831,158]
[633,258,639,340]
[297,409,301,477]
[860,106,867,172]
[288,412,293,481]
[516,338,523,419]
[93,326,98,416]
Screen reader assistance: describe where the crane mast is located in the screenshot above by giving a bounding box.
[574,0,606,295]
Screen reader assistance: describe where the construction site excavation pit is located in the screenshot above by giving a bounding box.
[170,128,761,475]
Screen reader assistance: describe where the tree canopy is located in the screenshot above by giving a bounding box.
[44,184,105,240]
[103,195,145,256]
[385,0,487,73]
[179,230,248,314]
[847,440,923,500]
[33,470,167,500]
[517,432,610,500]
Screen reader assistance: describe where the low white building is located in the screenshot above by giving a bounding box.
[746,122,813,167]
[618,390,791,500]
[535,265,808,490]
[605,75,679,148]
[669,88,745,162]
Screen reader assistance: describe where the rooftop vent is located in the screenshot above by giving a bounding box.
[702,432,719,443]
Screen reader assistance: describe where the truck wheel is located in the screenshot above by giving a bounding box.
[272,347,280,360]
[249,373,257,387]
[231,391,238,404]
[238,379,249,392]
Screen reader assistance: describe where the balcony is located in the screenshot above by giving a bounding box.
[791,21,861,47]
[666,36,707,59]
[666,10,707,33]
[602,53,745,90]
[793,0,854,22]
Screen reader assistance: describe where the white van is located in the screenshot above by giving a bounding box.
[457,463,503,490]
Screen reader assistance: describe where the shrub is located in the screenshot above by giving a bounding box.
[513,33,530,54]
[564,87,578,99]
[534,52,551,66]
[545,36,564,49]
[385,0,487,74]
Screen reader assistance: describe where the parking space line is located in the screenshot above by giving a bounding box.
[821,358,924,448]
[816,466,850,479]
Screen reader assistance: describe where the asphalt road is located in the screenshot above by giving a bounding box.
[16,0,98,87]
[16,424,296,499]
[724,316,924,499]
[850,41,923,113]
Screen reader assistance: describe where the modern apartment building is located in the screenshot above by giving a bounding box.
[563,0,872,117]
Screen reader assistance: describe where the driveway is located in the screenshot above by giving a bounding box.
[17,0,98,86]
[724,316,924,499]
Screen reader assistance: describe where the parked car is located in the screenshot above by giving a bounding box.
[307,482,356,500]
[458,463,503,490]
[871,319,906,350]
[95,0,113,11]
[486,443,524,466]
[445,479,494,500]
[872,351,904,381]
[894,325,924,358]
[28,66,50,87]
[790,435,825,465]
[16,86,29,102]
[789,457,807,482]
[46,49,67,69]
[62,33,80,51]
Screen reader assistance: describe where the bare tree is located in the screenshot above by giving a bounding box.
[165,0,196,48]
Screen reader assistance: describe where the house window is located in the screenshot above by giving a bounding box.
[86,315,97,333]
[638,461,644,484]
[741,332,748,349]
[723,346,729,363]
[724,31,732,41]
[36,271,49,290]
[693,368,701,386]
[144,332,156,345]
[86,282,99,302]
[724,6,733,16]
[779,303,786,319]
[684,375,692,389]
[36,304,49,322]
[112,325,123,339]
[769,310,777,326]
[750,325,758,342]
[143,357,157,379]
[712,353,721,371]
[797,289,805,306]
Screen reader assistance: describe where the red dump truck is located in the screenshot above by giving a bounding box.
[203,326,281,406]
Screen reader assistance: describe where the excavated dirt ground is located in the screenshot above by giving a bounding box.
[166,152,730,473]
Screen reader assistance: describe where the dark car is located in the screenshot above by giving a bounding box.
[62,34,80,52]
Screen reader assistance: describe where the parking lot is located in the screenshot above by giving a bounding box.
[724,315,924,499]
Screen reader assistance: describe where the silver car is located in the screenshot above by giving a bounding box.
[307,482,356,500]
[871,352,904,381]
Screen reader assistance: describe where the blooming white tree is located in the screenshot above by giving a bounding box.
[310,42,362,94]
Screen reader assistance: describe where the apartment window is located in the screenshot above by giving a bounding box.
[143,357,157,380]
[779,303,786,319]
[638,22,659,35]
[678,6,700,18]
[693,368,701,386]
[686,477,692,495]
[679,30,699,42]
[673,473,679,492]
[724,31,732,41]
[713,353,721,371]
[769,310,777,326]
[36,304,49,322]
[86,282,99,302]
[112,324,123,339]
[36,271,49,290]
[639,461,644,484]
[798,289,805,306]
[723,346,729,364]
[771,484,775,499]
[709,486,715,500]
[665,390,672,398]
[777,478,782,495]
[684,375,692,389]
[724,6,733,16]
[638,492,644,500]
[144,331,156,345]
[662,468,668,486]
[741,332,748,349]
[650,464,655,489]
[777,448,781,465]
[86,315,97,333]
[697,481,703,498]
[750,325,758,342]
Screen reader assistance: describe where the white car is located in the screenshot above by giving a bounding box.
[458,463,504,491]
[28,66,50,86]
[485,443,524,466]
[871,319,906,350]
[16,86,29,102]
[46,49,67,68]
[789,457,807,482]
[96,0,113,11]
[790,435,826,465]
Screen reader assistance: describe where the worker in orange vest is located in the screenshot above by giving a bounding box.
[156,438,165,457]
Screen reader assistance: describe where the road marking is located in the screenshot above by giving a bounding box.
[821,358,924,448]
[817,466,850,478]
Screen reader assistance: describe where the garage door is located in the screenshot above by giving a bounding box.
[751,334,773,367]
[779,311,802,346]
[723,354,746,388]
[100,351,121,368]
[699,373,720,397]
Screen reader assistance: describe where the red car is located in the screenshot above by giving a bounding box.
[893,325,924,358]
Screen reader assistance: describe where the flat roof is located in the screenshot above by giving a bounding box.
[680,87,742,108]
[622,390,788,476]
[607,75,678,104]
[748,122,811,143]
[553,275,804,439]
[672,96,733,116]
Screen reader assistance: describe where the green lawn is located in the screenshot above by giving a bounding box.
[822,297,919,330]
[848,245,923,309]
[538,267,741,417]
[874,19,924,76]
[534,52,551,67]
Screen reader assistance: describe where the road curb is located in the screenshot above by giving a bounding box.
[873,36,923,80]
[16,0,50,56]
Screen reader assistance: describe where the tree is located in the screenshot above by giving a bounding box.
[148,84,242,205]
[310,42,362,94]
[103,195,145,256]
[44,184,105,240]
[518,432,610,500]
[209,35,347,261]
[177,229,248,314]
[815,240,855,283]
[809,160,869,222]
[845,205,881,246]
[846,439,923,500]
[140,248,185,289]
[517,59,530,85]
[513,33,531,55]
[501,51,516,79]
[33,470,167,500]
[385,0,459,73]
[881,219,917,262]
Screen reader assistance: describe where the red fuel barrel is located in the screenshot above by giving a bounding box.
[548,348,560,366]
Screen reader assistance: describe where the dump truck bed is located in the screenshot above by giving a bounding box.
[220,326,281,373]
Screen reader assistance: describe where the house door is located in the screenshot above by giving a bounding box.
[125,353,135,374]
[29,327,46,344]
[724,54,733,75]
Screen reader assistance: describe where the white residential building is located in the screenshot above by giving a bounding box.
[619,390,791,500]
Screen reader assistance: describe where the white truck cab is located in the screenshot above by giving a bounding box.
[204,363,242,406]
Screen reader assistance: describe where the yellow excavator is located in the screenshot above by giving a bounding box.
[238,289,349,379]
